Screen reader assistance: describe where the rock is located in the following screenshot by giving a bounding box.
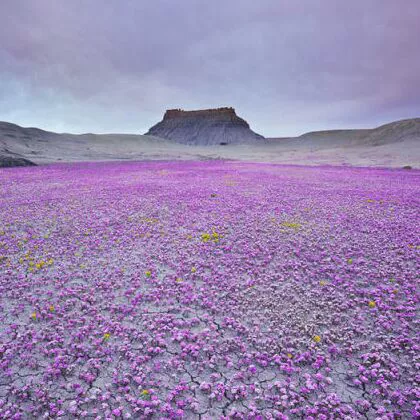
[0,154,36,168]
[145,107,265,145]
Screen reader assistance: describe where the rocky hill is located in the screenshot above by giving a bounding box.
[145,107,265,145]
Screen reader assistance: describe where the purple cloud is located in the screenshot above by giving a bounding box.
[0,0,419,136]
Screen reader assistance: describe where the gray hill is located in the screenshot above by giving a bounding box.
[0,117,419,168]
[270,118,420,148]
[145,107,264,145]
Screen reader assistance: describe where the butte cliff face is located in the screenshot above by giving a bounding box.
[145,107,265,145]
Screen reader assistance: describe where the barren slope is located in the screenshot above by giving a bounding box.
[0,118,419,168]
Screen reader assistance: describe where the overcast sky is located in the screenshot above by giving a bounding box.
[0,0,419,137]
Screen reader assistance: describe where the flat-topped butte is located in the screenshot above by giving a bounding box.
[146,107,264,145]
[164,107,238,119]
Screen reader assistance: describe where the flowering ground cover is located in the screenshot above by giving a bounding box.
[0,161,419,419]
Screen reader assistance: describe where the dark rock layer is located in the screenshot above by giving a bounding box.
[0,155,36,168]
[145,107,265,145]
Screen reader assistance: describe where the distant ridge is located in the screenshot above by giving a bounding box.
[269,118,420,148]
[145,107,265,145]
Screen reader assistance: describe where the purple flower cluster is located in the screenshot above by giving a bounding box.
[0,161,418,418]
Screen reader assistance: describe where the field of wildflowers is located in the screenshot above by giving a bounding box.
[0,161,418,419]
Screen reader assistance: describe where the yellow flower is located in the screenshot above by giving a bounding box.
[319,280,327,286]
[281,221,302,229]
[368,300,376,308]
[30,312,37,321]
[141,389,150,396]
[347,258,353,264]
[36,260,46,270]
[201,233,211,242]
[145,270,151,277]
[212,232,220,242]
[47,258,54,265]
[103,333,111,341]
[49,305,55,312]
[313,335,321,343]
[191,267,197,273]
[287,353,293,359]
[176,278,183,283]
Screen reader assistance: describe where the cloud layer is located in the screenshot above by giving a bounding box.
[1,0,419,136]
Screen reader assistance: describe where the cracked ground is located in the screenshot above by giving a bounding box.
[0,161,419,419]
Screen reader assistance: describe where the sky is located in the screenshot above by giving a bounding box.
[0,0,419,137]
